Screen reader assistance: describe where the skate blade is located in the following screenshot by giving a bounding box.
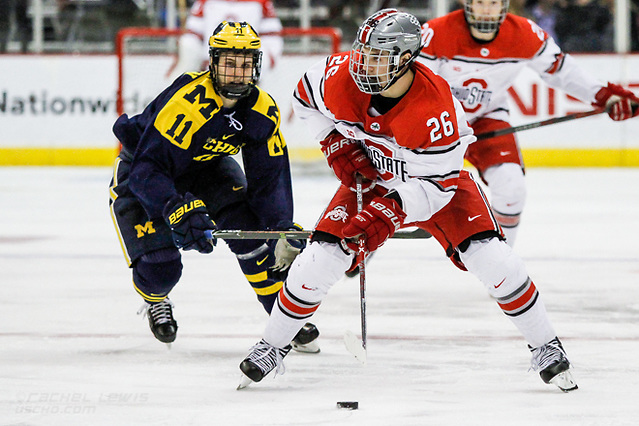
[549,370,578,392]
[343,330,367,364]
[237,374,254,390]
[292,340,320,354]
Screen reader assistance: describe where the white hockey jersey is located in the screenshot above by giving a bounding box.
[417,10,605,123]
[293,53,476,223]
[172,0,283,77]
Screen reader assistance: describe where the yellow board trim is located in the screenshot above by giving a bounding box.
[0,147,120,166]
[290,147,639,167]
[2,147,639,167]
[519,148,639,167]
[252,280,284,296]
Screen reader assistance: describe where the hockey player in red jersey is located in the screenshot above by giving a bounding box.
[418,0,639,246]
[238,9,577,392]
[109,22,318,352]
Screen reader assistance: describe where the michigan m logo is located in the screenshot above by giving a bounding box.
[135,221,156,238]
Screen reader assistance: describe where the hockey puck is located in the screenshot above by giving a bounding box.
[336,401,358,410]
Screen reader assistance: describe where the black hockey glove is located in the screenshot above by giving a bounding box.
[272,221,307,272]
[163,193,217,254]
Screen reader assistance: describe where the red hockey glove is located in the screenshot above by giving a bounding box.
[593,83,639,121]
[342,197,406,253]
[163,193,217,254]
[320,131,377,191]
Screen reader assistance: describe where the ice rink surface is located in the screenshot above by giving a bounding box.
[1,166,638,425]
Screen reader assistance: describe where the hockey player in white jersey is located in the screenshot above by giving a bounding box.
[169,0,283,82]
[418,0,639,246]
[237,8,578,393]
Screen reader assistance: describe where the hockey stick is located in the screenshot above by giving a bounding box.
[475,108,605,141]
[204,228,430,240]
[343,174,368,364]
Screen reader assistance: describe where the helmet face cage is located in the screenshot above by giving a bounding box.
[208,21,263,99]
[210,49,262,99]
[349,44,398,95]
[464,0,510,34]
[349,9,422,95]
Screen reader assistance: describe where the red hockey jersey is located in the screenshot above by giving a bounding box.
[293,52,475,223]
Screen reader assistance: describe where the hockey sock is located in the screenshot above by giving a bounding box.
[483,163,526,247]
[132,248,182,303]
[460,237,556,347]
[214,202,283,313]
[503,294,556,348]
[264,283,321,348]
[492,210,521,248]
[235,243,282,314]
[263,241,352,347]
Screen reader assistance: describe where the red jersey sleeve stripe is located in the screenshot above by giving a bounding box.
[294,75,315,109]
[545,52,566,75]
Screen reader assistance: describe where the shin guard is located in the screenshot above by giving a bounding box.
[132,248,182,303]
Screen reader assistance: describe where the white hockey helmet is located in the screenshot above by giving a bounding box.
[349,9,422,95]
[464,0,510,34]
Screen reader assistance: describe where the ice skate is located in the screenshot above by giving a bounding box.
[529,337,578,392]
[138,298,178,344]
[291,322,320,353]
[238,339,291,389]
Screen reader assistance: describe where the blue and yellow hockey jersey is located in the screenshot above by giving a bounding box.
[113,71,293,228]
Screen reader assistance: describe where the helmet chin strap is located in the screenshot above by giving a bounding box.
[382,53,416,93]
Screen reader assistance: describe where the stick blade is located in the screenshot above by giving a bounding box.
[344,330,367,364]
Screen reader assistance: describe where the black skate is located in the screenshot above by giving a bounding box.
[529,337,578,392]
[292,322,320,353]
[238,339,292,389]
[138,298,178,344]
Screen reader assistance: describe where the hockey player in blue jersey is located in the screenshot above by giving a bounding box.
[109,21,318,352]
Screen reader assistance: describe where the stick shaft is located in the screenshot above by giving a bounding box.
[355,175,367,351]
[204,229,430,240]
[475,109,604,141]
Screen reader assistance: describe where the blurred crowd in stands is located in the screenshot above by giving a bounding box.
[1,0,638,53]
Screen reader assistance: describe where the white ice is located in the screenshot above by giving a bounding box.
[1,166,638,425]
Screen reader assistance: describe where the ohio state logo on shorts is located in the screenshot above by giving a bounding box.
[324,205,349,222]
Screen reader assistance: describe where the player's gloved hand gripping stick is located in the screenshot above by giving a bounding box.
[320,131,377,192]
[272,222,307,272]
[164,192,217,254]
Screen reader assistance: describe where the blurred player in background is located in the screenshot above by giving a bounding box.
[109,21,318,353]
[237,9,577,393]
[418,0,639,246]
[169,0,283,83]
